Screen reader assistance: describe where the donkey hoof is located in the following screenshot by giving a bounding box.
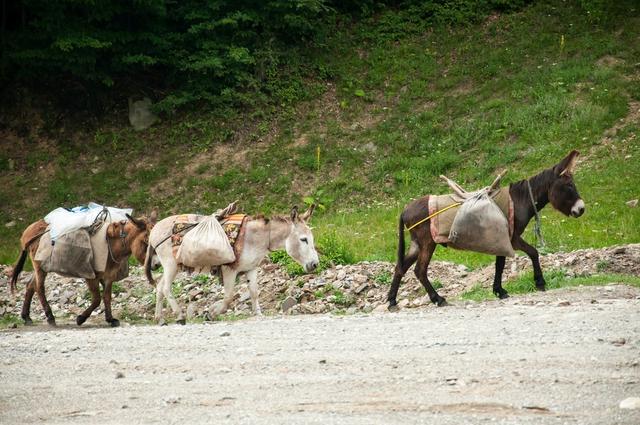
[76,315,87,326]
[47,318,57,326]
[535,285,546,292]
[494,291,509,299]
[176,319,186,326]
[388,304,399,312]
[436,298,448,307]
[109,319,120,328]
[23,317,33,326]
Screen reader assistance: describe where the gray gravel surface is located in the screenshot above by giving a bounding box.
[1,284,639,424]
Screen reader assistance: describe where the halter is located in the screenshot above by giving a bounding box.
[107,220,130,264]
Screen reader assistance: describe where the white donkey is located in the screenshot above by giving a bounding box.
[145,205,319,324]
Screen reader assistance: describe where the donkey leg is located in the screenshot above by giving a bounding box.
[493,256,509,299]
[388,241,419,310]
[21,276,36,325]
[512,235,545,291]
[33,269,56,325]
[246,269,262,316]
[160,266,184,325]
[415,242,447,307]
[77,279,101,326]
[155,275,166,324]
[101,280,119,327]
[213,267,238,316]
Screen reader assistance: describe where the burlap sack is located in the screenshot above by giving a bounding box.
[448,190,515,257]
[90,222,109,272]
[176,215,235,268]
[35,229,96,279]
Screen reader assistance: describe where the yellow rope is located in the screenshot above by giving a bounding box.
[405,202,462,231]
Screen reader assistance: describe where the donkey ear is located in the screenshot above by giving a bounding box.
[127,213,146,230]
[290,206,299,221]
[149,209,158,225]
[557,150,580,176]
[301,204,316,221]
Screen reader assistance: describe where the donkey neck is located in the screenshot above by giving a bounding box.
[267,218,293,251]
[510,168,555,231]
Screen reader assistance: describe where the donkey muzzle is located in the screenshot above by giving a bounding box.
[571,199,585,218]
[305,261,319,273]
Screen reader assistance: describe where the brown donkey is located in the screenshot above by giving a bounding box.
[10,212,156,326]
[388,150,585,309]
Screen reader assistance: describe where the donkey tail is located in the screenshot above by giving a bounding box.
[145,243,157,286]
[10,250,28,295]
[396,214,405,268]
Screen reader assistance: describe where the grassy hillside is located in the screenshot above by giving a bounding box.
[1,1,639,267]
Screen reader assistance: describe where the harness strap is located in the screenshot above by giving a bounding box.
[526,179,545,248]
[405,202,462,231]
[151,223,198,251]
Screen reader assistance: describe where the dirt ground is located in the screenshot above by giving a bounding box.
[1,284,639,424]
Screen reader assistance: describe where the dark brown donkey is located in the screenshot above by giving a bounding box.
[388,150,585,309]
[10,212,156,326]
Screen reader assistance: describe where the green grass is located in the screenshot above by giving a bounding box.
[460,270,640,301]
[0,313,22,329]
[1,1,639,266]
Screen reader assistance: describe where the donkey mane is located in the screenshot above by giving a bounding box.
[509,167,556,211]
[251,214,292,225]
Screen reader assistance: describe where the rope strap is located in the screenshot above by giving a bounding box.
[526,179,545,248]
[405,202,462,231]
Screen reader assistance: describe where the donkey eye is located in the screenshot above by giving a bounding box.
[301,237,308,244]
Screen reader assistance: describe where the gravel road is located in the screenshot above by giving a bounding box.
[1,284,639,424]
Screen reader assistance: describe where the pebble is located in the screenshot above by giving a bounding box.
[115,372,125,379]
[281,296,297,313]
[220,331,231,337]
[619,397,640,409]
[611,338,626,346]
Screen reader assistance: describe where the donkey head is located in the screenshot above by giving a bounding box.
[549,150,585,218]
[108,211,157,264]
[285,205,320,273]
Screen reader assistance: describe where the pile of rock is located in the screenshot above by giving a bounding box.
[0,244,638,324]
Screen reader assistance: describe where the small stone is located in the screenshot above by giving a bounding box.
[556,300,570,307]
[355,283,368,294]
[115,372,125,379]
[281,296,297,313]
[373,304,388,313]
[353,274,367,284]
[5,221,16,228]
[220,331,231,337]
[319,359,327,364]
[625,199,638,208]
[611,338,626,346]
[613,247,626,255]
[619,397,640,409]
[398,299,410,308]
[185,376,194,382]
[162,396,180,405]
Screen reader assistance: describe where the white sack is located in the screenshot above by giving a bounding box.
[176,215,236,268]
[448,189,515,257]
[45,203,133,240]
